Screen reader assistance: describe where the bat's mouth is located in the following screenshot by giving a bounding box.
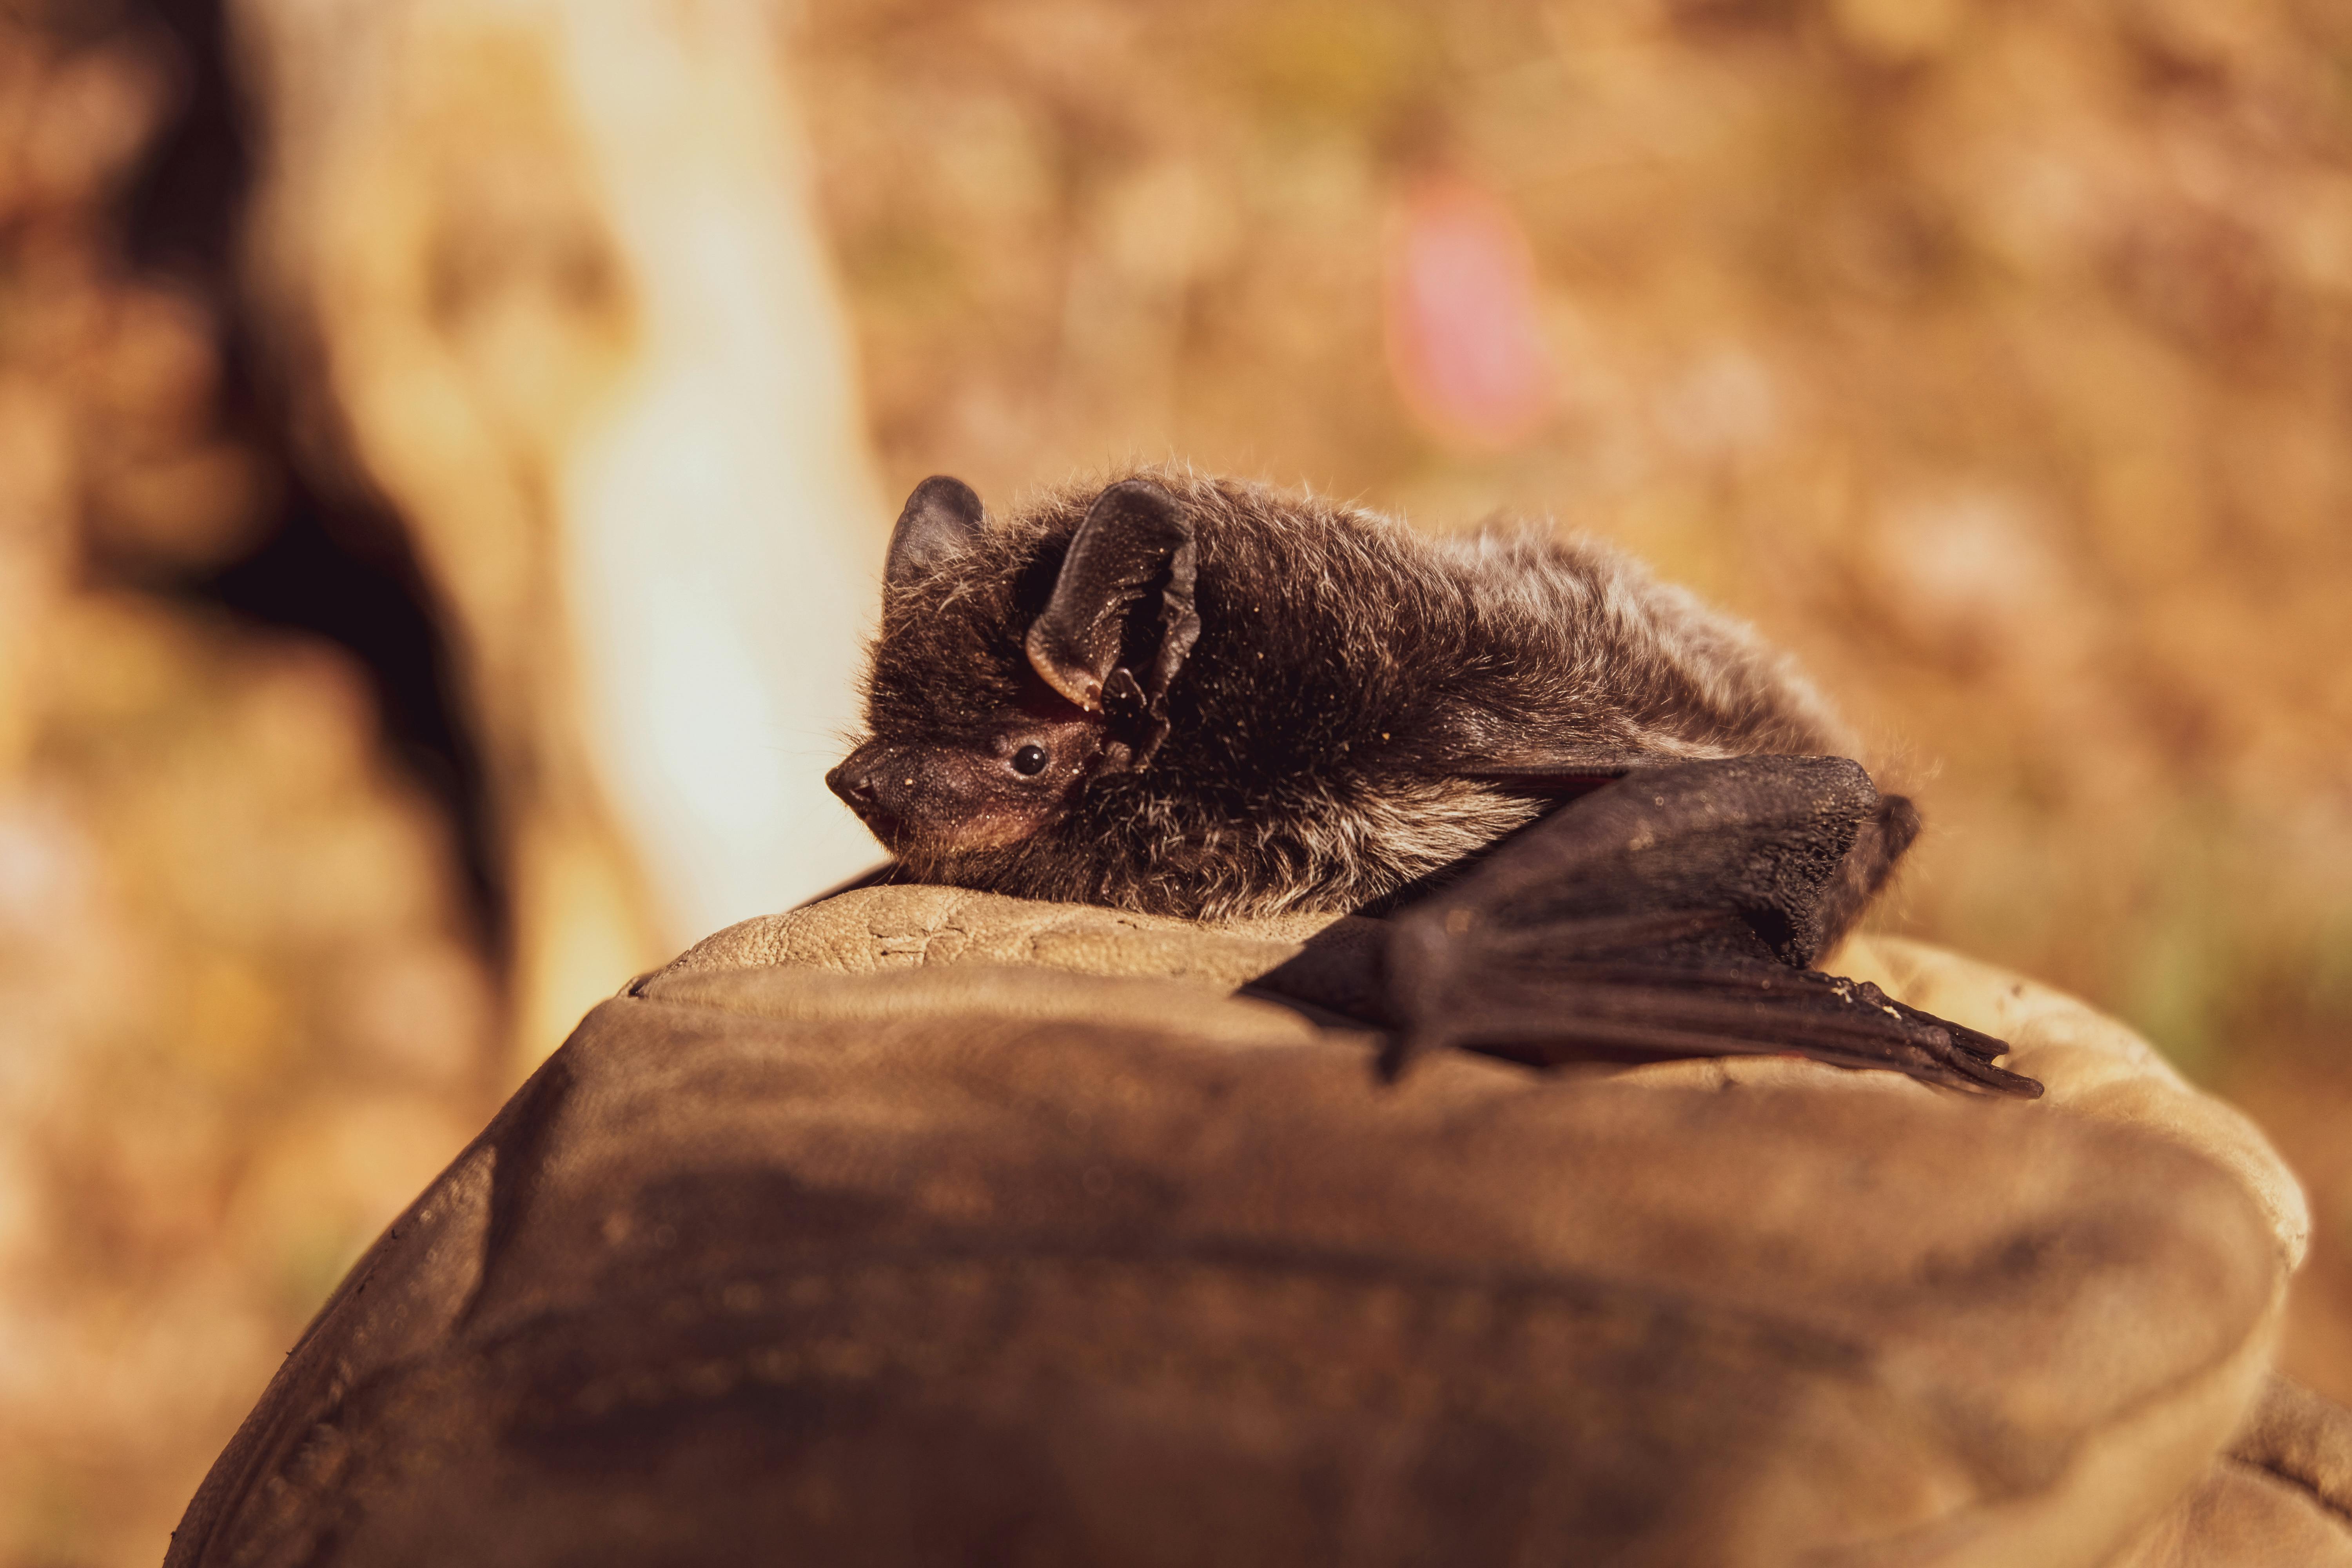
[827,755,896,825]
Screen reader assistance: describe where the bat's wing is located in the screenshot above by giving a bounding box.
[1384,756,2042,1097]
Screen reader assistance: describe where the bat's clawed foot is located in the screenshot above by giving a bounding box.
[1820,976,2043,1098]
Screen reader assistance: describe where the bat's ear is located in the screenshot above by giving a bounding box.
[885,475,986,587]
[1025,478,1201,719]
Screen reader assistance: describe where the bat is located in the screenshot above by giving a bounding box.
[826,470,2040,1098]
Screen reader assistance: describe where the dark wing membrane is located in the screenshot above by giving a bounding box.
[1384,757,2043,1098]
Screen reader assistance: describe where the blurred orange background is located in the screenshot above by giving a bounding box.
[2,0,2348,1561]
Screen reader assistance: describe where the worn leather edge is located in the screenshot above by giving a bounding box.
[641,961,1344,1049]
[659,884,1356,990]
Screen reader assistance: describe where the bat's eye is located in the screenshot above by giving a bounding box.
[1011,743,1049,776]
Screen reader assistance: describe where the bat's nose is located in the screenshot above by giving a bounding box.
[826,759,878,812]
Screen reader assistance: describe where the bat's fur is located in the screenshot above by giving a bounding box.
[850,466,1913,931]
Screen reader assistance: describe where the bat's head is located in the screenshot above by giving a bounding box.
[827,474,1202,870]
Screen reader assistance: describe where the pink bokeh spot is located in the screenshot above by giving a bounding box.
[1384,178,1557,450]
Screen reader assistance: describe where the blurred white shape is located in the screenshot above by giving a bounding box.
[558,0,885,941]
[236,0,894,1054]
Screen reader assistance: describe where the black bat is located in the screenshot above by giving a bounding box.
[826,470,2040,1098]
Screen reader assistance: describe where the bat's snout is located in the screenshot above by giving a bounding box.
[826,757,879,813]
[825,742,947,849]
[828,739,1062,857]
[827,752,907,845]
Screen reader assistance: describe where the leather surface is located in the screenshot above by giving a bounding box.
[166,887,2339,1567]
